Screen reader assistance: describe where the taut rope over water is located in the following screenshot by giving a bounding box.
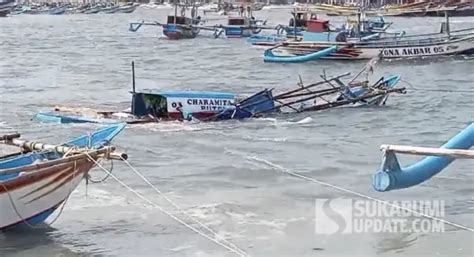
[227,149,474,232]
[85,153,249,257]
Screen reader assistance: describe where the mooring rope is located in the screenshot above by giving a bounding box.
[119,156,247,256]
[228,149,474,232]
[87,158,113,184]
[84,153,248,257]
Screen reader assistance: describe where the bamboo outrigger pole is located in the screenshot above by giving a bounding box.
[0,136,127,160]
[381,145,474,159]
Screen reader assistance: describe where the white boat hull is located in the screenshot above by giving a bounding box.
[0,159,93,229]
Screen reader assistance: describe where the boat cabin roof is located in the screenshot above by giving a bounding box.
[228,17,247,26]
[292,11,317,20]
[167,15,192,25]
[135,90,236,99]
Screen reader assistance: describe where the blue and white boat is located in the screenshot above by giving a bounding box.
[0,124,125,230]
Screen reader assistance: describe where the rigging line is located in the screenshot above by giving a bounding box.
[119,156,248,256]
[400,79,474,93]
[235,151,474,232]
[84,153,248,257]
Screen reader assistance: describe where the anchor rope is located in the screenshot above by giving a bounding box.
[119,156,247,256]
[227,149,474,232]
[87,158,113,183]
[84,152,248,257]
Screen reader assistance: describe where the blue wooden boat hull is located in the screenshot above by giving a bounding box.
[215,89,275,120]
[373,123,474,192]
[225,26,259,38]
[163,24,198,40]
[247,34,286,45]
[35,111,121,124]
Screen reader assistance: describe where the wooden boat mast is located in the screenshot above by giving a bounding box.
[173,0,178,24]
[132,61,136,93]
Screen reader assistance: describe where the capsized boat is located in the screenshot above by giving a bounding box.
[0,124,126,230]
[373,123,474,192]
[209,57,406,120]
[34,58,405,124]
[34,62,238,124]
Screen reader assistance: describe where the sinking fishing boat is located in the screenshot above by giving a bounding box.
[34,58,405,124]
[35,62,237,124]
[0,124,126,230]
[211,59,405,121]
[36,90,236,124]
[130,4,204,39]
[373,123,473,192]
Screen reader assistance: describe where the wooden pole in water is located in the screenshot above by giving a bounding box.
[293,11,297,40]
[132,61,136,93]
[174,0,177,24]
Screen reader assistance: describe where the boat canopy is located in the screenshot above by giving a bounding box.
[131,90,236,118]
[167,15,192,25]
[135,90,235,99]
[228,17,246,26]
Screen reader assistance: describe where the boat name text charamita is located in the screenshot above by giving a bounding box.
[168,97,236,112]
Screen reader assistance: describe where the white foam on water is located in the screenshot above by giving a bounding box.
[295,116,313,124]
[243,135,287,142]
[67,186,135,210]
[131,120,213,132]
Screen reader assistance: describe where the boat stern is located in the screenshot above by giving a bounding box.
[163,24,183,40]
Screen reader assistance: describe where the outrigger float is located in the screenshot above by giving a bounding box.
[34,59,406,124]
[0,124,126,230]
[373,123,473,192]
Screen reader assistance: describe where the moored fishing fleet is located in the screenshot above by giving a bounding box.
[1,0,473,255]
[1,1,138,16]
